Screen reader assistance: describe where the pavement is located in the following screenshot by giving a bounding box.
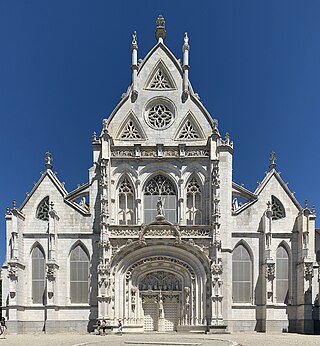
[0,332,319,346]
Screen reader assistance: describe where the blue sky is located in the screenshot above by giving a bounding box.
[1,0,320,265]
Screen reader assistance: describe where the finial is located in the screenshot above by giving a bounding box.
[183,32,190,51]
[131,31,138,50]
[225,132,230,141]
[304,199,308,209]
[155,15,166,42]
[50,201,54,211]
[92,132,97,142]
[45,151,53,169]
[311,206,316,214]
[12,200,17,209]
[6,207,11,215]
[102,119,108,133]
[267,201,271,210]
[213,119,219,129]
[269,151,276,170]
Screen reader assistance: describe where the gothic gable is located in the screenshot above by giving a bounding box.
[116,112,147,140]
[145,59,176,90]
[175,112,205,140]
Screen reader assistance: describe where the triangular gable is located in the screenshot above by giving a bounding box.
[254,169,302,211]
[145,59,176,90]
[175,112,205,140]
[20,169,67,210]
[116,111,147,140]
[138,42,183,78]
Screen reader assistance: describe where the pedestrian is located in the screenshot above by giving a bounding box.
[98,319,107,336]
[118,319,122,335]
[0,317,7,339]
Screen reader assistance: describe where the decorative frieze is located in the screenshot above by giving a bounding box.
[110,147,209,158]
[109,227,211,238]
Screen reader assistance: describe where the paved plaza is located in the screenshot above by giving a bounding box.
[0,332,319,346]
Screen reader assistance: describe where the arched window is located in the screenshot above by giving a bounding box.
[118,178,135,225]
[186,178,202,225]
[70,245,89,304]
[271,195,285,220]
[32,246,45,304]
[232,244,252,303]
[276,246,289,303]
[144,175,177,223]
[36,196,49,221]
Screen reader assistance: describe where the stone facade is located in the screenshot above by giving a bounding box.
[1,17,320,334]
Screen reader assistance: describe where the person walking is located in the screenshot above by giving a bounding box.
[0,317,7,339]
[117,319,123,335]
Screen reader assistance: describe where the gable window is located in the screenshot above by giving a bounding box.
[144,175,177,223]
[36,196,49,221]
[70,245,89,304]
[118,178,135,225]
[271,195,285,220]
[145,98,175,130]
[276,246,289,303]
[232,244,252,303]
[32,246,45,304]
[149,69,172,89]
[186,178,202,225]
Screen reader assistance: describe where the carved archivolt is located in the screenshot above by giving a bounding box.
[126,256,195,281]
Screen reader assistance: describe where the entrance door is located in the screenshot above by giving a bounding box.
[143,302,158,331]
[164,302,178,331]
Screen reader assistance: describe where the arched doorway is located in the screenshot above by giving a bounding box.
[139,271,181,332]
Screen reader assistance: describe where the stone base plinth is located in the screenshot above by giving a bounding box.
[207,325,229,334]
[176,325,207,333]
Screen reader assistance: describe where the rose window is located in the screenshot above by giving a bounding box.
[147,104,174,129]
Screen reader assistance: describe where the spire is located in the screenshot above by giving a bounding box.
[155,15,166,42]
[45,151,53,170]
[182,32,190,102]
[131,31,138,102]
[269,151,276,170]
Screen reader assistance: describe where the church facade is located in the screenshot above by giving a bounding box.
[1,16,320,334]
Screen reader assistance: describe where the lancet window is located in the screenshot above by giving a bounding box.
[276,246,289,303]
[144,175,177,223]
[186,178,202,225]
[232,244,252,303]
[32,246,45,304]
[70,245,89,304]
[36,196,49,221]
[271,195,285,220]
[118,178,135,225]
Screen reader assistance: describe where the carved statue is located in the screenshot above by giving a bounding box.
[157,197,164,216]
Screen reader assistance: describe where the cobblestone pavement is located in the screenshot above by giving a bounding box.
[0,332,319,346]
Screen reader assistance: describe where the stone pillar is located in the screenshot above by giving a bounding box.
[97,132,113,323]
[295,206,316,333]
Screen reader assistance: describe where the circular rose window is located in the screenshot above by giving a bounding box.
[145,99,175,130]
